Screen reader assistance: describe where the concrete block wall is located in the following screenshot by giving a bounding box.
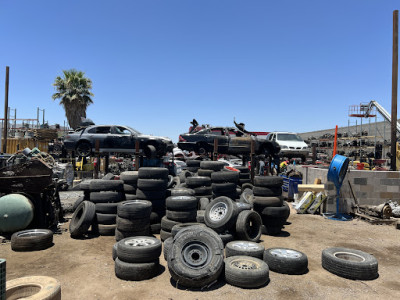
[298,166,400,213]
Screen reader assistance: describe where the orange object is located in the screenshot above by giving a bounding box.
[357,163,365,170]
[333,125,338,156]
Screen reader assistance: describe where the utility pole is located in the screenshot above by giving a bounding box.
[391,10,398,171]
[2,66,9,153]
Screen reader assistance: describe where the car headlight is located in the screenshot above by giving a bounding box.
[281,146,288,149]
[303,146,309,149]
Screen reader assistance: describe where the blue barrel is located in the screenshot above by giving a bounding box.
[327,155,349,188]
[0,194,34,233]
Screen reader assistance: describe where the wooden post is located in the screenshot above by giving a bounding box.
[2,66,9,153]
[391,10,399,171]
[94,140,100,179]
[312,144,317,164]
[213,138,218,161]
[135,140,140,171]
[250,139,255,181]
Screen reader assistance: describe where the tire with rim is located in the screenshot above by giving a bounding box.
[117,200,152,219]
[321,247,378,280]
[168,226,224,288]
[11,229,53,251]
[6,276,61,299]
[225,241,265,259]
[69,201,96,237]
[235,210,262,242]
[138,167,168,179]
[224,256,269,288]
[254,176,283,187]
[76,141,92,157]
[117,236,162,263]
[263,248,308,275]
[204,196,238,233]
[115,258,159,281]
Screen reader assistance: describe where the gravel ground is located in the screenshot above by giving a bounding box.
[1,200,400,300]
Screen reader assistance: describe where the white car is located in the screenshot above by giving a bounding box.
[266,132,310,162]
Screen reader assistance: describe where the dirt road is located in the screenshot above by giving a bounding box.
[1,206,400,300]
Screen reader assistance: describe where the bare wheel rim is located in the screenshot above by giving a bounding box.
[231,259,259,270]
[182,242,210,268]
[270,249,302,259]
[231,241,259,250]
[124,238,155,247]
[333,251,365,262]
[209,202,228,221]
[17,230,50,238]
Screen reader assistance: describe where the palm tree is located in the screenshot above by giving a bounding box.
[52,69,94,129]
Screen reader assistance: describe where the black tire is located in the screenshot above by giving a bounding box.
[225,241,265,259]
[197,169,214,177]
[95,202,119,214]
[199,161,225,171]
[253,186,282,197]
[283,201,291,220]
[11,229,53,251]
[80,180,92,192]
[204,196,238,233]
[76,141,92,157]
[171,223,204,237]
[212,182,236,194]
[113,243,118,260]
[117,236,162,263]
[150,211,163,224]
[115,227,150,242]
[236,166,250,173]
[151,223,161,234]
[186,166,199,173]
[163,237,173,261]
[213,192,237,200]
[168,227,224,288]
[90,191,123,203]
[259,204,289,218]
[69,201,96,237]
[98,224,117,236]
[211,171,239,183]
[161,216,181,231]
[102,173,115,180]
[239,178,252,185]
[321,247,378,280]
[123,184,136,193]
[199,197,210,210]
[120,171,139,184]
[178,170,192,183]
[72,196,85,212]
[219,231,234,246]
[150,198,166,211]
[241,183,253,191]
[167,175,175,189]
[96,213,116,225]
[137,178,167,191]
[125,194,137,200]
[115,258,159,281]
[144,144,157,159]
[239,172,250,179]
[138,167,168,179]
[193,186,212,195]
[117,200,152,219]
[166,209,197,222]
[136,189,166,200]
[169,188,195,196]
[186,160,201,167]
[160,229,172,241]
[89,179,124,192]
[235,202,252,212]
[116,216,150,232]
[235,210,262,242]
[254,176,283,187]
[166,195,198,211]
[186,176,212,188]
[239,188,253,204]
[252,196,283,207]
[264,248,308,275]
[225,256,270,288]
[196,210,205,223]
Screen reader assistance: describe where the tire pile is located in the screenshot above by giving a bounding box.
[185,159,201,173]
[136,168,169,235]
[120,171,138,200]
[198,160,225,177]
[251,176,290,235]
[211,170,240,200]
[185,176,212,200]
[236,166,252,186]
[113,236,162,281]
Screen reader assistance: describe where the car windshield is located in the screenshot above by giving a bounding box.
[277,133,303,142]
[126,126,141,135]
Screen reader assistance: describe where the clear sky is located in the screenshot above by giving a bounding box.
[1,1,399,142]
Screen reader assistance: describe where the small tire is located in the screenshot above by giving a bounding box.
[117,200,152,219]
[117,236,162,263]
[136,189,166,200]
[204,196,238,233]
[98,224,116,236]
[169,188,195,196]
[90,191,123,203]
[69,201,96,238]
[11,229,53,252]
[160,229,172,241]
[225,241,265,259]
[166,195,198,211]
[225,256,269,288]
[89,179,124,192]
[166,209,197,222]
[263,248,308,275]
[253,176,283,187]
[235,210,262,242]
[163,237,173,261]
[5,276,61,299]
[115,258,159,281]
[253,186,282,197]
[137,178,167,191]
[138,167,168,179]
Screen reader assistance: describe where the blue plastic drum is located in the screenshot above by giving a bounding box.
[327,154,349,189]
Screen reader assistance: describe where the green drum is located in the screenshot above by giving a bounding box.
[0,194,34,233]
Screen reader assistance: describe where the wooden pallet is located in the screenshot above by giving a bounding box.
[355,212,399,226]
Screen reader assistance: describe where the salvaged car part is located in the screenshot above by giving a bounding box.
[6,276,61,300]
[263,248,308,275]
[11,229,53,252]
[321,247,378,280]
[224,256,270,288]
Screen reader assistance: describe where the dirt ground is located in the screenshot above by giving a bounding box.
[1,203,400,300]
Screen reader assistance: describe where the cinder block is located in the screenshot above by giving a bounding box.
[354,178,367,185]
[380,192,394,199]
[380,178,400,186]
[387,185,400,193]
[387,172,400,179]
[360,185,374,192]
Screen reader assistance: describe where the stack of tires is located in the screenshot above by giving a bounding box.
[160,194,198,241]
[185,176,212,201]
[115,200,152,241]
[120,171,138,200]
[211,170,240,200]
[197,161,225,177]
[251,176,290,235]
[186,160,201,173]
[114,236,162,281]
[236,166,252,187]
[136,168,169,235]
[89,179,124,236]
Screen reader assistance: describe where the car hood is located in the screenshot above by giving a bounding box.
[277,141,308,148]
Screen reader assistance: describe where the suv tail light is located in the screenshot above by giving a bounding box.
[179,135,186,142]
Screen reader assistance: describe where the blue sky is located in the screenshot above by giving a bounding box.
[0,1,399,142]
